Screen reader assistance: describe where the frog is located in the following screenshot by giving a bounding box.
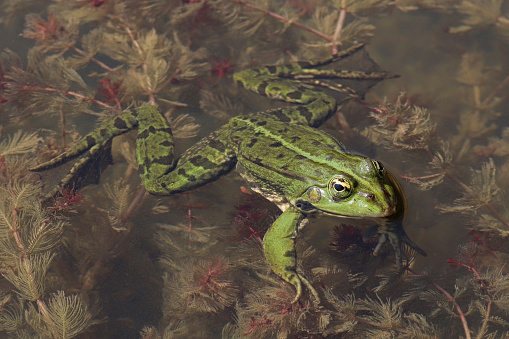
[31,43,426,304]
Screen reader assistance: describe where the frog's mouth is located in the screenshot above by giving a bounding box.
[295,197,399,219]
[295,199,394,218]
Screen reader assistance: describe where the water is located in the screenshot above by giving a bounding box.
[0,1,508,338]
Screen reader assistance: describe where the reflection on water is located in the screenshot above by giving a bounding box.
[0,1,508,338]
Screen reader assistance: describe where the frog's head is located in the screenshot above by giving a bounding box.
[293,157,405,220]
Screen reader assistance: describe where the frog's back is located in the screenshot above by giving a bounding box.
[229,114,346,155]
[228,114,354,192]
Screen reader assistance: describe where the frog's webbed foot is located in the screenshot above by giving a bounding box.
[30,109,139,199]
[365,220,427,267]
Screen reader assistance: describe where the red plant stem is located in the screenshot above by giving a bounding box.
[331,6,347,54]
[69,45,117,73]
[482,73,509,108]
[119,185,147,228]
[401,173,442,180]
[320,309,411,334]
[60,105,67,149]
[18,85,120,113]
[10,208,25,252]
[407,267,471,339]
[186,192,193,232]
[231,0,332,42]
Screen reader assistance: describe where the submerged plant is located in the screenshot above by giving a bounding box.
[1,0,509,338]
[0,137,91,337]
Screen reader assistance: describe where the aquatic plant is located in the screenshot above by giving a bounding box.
[0,0,509,338]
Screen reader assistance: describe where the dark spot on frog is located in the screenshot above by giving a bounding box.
[277,153,285,159]
[296,106,312,122]
[144,157,152,170]
[266,65,277,74]
[366,193,376,201]
[257,120,268,126]
[113,117,128,130]
[189,155,216,169]
[272,110,291,122]
[159,140,172,147]
[247,138,258,148]
[208,138,226,151]
[138,164,146,176]
[139,126,171,139]
[270,142,282,148]
[252,157,264,166]
[381,187,391,199]
[138,129,150,140]
[177,168,196,182]
[161,127,173,135]
[257,81,268,95]
[295,199,316,211]
[186,174,197,182]
[86,136,96,147]
[153,155,173,165]
[287,91,303,100]
[294,154,306,160]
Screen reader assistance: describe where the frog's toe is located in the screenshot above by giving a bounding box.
[286,272,320,304]
[288,273,303,304]
[370,222,427,267]
[298,273,320,304]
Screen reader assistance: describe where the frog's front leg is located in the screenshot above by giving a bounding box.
[263,209,319,304]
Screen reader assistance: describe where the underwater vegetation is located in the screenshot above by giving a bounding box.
[0,0,509,338]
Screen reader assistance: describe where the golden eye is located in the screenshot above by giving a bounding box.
[372,160,385,176]
[328,176,352,199]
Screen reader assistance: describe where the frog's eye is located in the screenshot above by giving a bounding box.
[328,176,352,199]
[372,160,385,176]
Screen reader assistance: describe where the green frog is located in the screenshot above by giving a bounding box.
[32,44,425,303]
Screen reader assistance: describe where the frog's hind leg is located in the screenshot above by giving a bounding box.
[136,106,236,195]
[31,109,139,198]
[295,43,366,69]
[234,69,338,128]
[233,43,397,128]
[31,110,138,171]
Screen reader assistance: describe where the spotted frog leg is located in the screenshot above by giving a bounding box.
[31,106,238,198]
